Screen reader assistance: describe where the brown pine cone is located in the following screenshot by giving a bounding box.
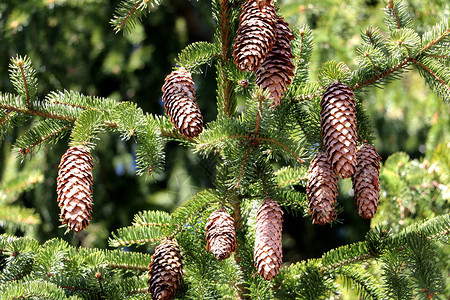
[321,82,358,179]
[162,67,203,138]
[254,198,283,280]
[352,144,381,219]
[233,0,277,72]
[148,239,183,300]
[256,16,295,107]
[307,151,339,225]
[56,146,94,232]
[205,208,236,260]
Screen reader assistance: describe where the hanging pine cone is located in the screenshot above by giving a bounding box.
[205,208,236,260]
[307,151,339,225]
[321,82,358,179]
[148,239,183,300]
[162,67,203,138]
[352,144,381,219]
[254,198,283,280]
[233,0,277,72]
[256,16,295,107]
[56,146,94,232]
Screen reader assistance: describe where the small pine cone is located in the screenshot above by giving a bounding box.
[352,144,381,219]
[233,0,277,72]
[162,67,203,138]
[56,146,94,232]
[148,239,183,300]
[205,208,236,260]
[256,16,295,107]
[307,151,339,225]
[254,198,283,280]
[321,82,358,179]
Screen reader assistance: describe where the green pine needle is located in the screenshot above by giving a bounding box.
[111,0,162,34]
[175,41,219,71]
[8,55,38,106]
[69,109,106,150]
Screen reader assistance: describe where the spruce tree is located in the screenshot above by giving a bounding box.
[1,0,449,299]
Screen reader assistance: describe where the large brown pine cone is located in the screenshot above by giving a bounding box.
[162,67,203,138]
[148,239,183,300]
[56,146,94,232]
[233,0,277,72]
[352,144,381,219]
[307,151,339,225]
[321,82,358,179]
[256,16,295,107]
[254,198,283,280]
[205,208,236,260]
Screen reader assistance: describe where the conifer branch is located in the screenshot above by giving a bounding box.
[321,253,373,273]
[291,88,324,103]
[0,109,12,126]
[412,58,450,91]
[0,102,77,122]
[49,99,107,113]
[236,148,253,189]
[216,0,237,117]
[386,0,402,29]
[352,57,411,90]
[127,287,149,295]
[276,176,307,188]
[420,29,450,53]
[17,61,30,108]
[252,93,265,135]
[119,2,140,32]
[196,134,249,152]
[2,173,43,197]
[258,137,305,163]
[102,263,149,272]
[111,0,162,34]
[14,122,71,158]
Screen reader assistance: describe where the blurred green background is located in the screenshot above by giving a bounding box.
[0,0,449,296]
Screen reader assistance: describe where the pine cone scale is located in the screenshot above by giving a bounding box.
[307,151,339,225]
[148,239,183,300]
[56,146,94,232]
[321,82,358,179]
[352,145,381,219]
[205,208,236,260]
[162,67,203,138]
[256,16,295,106]
[233,0,277,72]
[254,198,283,280]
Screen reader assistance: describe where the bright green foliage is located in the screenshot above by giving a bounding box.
[291,25,314,86]
[383,0,414,31]
[0,0,449,299]
[12,119,71,159]
[0,153,43,235]
[69,109,106,150]
[8,55,38,106]
[176,42,219,71]
[0,233,152,299]
[111,0,163,34]
[336,265,383,300]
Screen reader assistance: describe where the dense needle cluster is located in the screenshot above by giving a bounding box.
[56,146,94,232]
